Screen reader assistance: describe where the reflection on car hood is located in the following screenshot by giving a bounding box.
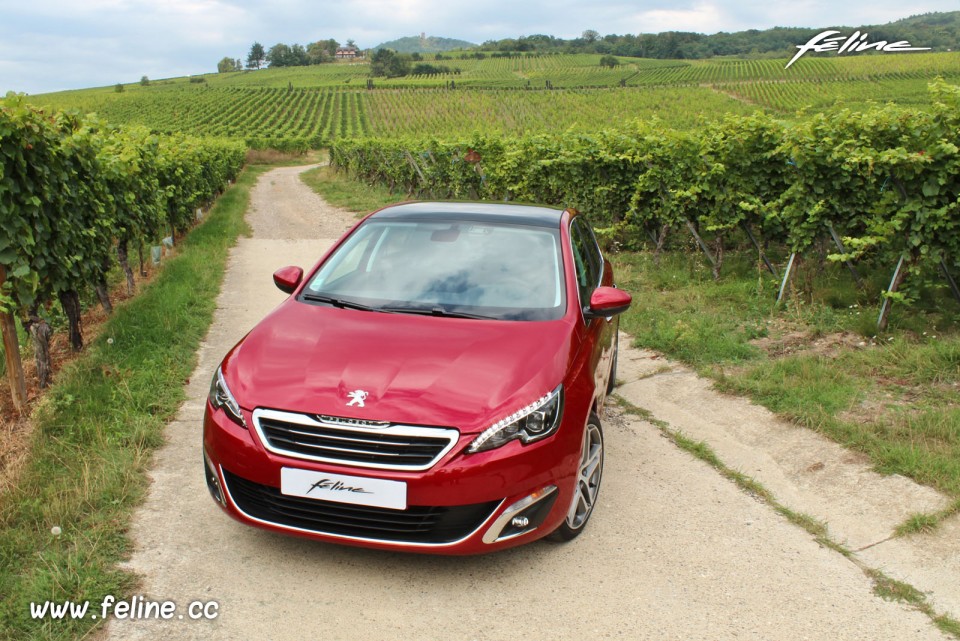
[225,300,576,433]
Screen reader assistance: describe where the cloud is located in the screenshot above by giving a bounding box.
[630,2,729,34]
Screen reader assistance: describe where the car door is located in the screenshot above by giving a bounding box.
[569,216,617,404]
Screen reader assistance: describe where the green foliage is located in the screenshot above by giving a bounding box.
[370,48,411,78]
[410,63,458,76]
[217,56,241,73]
[0,94,245,319]
[475,12,960,58]
[599,55,620,68]
[267,43,311,68]
[246,42,265,70]
[332,81,960,296]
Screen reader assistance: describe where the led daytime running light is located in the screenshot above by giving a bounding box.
[469,386,561,453]
[211,366,246,427]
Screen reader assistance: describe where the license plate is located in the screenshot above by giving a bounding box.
[280,468,407,510]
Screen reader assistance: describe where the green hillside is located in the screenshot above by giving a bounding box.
[373,34,477,53]
[30,51,960,150]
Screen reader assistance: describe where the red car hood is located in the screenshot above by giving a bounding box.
[224,300,577,433]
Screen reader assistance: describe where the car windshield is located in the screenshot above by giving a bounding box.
[303,219,566,321]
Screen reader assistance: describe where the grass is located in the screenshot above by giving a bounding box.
[0,164,267,641]
[300,164,402,214]
[867,569,960,636]
[611,246,960,514]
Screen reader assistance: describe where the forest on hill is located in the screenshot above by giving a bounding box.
[476,11,960,59]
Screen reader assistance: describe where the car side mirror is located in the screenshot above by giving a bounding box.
[584,286,631,319]
[273,266,303,294]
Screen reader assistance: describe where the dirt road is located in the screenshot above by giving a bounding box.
[107,166,953,640]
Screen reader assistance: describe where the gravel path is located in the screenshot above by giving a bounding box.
[106,165,952,641]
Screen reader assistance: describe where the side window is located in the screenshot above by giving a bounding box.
[570,218,602,309]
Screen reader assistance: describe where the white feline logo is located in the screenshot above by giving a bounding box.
[346,390,369,407]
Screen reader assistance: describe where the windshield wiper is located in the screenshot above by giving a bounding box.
[381,305,496,320]
[300,293,384,313]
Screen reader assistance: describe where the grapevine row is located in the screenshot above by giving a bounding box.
[0,95,246,402]
[331,80,960,304]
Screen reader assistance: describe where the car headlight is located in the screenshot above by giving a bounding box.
[468,385,563,453]
[209,366,246,428]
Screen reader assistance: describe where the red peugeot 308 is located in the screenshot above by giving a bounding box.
[203,202,631,554]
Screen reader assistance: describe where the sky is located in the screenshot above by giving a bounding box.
[0,0,956,95]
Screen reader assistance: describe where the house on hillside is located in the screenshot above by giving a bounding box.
[336,45,361,59]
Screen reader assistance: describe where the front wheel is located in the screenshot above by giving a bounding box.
[549,413,604,541]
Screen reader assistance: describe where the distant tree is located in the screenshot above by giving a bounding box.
[218,56,239,72]
[346,39,357,48]
[599,55,620,68]
[140,75,150,86]
[266,43,311,67]
[370,48,410,78]
[247,42,266,69]
[307,39,338,64]
[114,83,124,93]
[582,29,600,43]
[267,43,292,67]
[235,58,243,70]
[290,44,309,66]
[411,63,452,75]
[411,52,422,61]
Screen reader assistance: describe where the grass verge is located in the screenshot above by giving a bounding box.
[612,249,960,521]
[300,164,404,214]
[0,164,268,641]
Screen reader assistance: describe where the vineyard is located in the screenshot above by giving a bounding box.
[331,80,960,328]
[30,51,960,148]
[0,95,246,411]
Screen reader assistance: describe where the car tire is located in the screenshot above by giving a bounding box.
[606,332,619,395]
[548,413,604,542]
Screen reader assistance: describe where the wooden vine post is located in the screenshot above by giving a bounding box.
[0,266,27,414]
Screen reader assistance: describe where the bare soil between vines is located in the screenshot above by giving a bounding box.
[0,257,164,495]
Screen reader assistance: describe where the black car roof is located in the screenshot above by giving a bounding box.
[369,202,566,228]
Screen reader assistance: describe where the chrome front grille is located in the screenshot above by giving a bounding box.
[252,408,459,471]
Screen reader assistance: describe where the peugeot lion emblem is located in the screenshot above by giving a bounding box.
[346,389,369,407]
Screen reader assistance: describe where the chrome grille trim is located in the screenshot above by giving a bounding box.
[318,415,390,428]
[252,408,460,471]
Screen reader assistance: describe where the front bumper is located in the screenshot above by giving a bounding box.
[202,403,582,554]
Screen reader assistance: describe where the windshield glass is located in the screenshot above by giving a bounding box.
[303,220,566,321]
